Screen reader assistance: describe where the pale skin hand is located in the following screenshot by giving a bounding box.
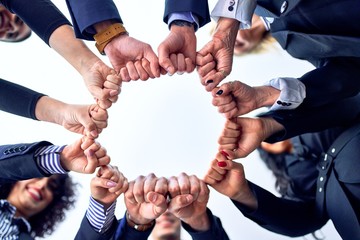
[35,96,108,139]
[124,174,168,225]
[105,34,161,81]
[204,159,258,210]
[48,24,121,109]
[60,137,110,174]
[91,165,129,209]
[212,81,280,118]
[158,24,197,75]
[196,17,240,92]
[167,173,210,231]
[217,117,284,160]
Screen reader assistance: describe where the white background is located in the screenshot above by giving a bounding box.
[0,1,341,239]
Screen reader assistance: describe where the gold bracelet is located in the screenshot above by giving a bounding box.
[94,23,128,55]
[125,211,155,231]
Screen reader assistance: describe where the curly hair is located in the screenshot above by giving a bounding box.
[0,174,78,238]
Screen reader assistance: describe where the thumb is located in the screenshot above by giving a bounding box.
[147,192,167,216]
[168,194,193,212]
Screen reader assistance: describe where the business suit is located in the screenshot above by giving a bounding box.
[250,0,360,140]
[233,124,360,240]
[65,0,211,40]
[75,207,229,240]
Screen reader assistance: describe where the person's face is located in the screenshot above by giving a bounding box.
[0,6,31,42]
[233,15,267,55]
[151,211,181,240]
[7,177,57,219]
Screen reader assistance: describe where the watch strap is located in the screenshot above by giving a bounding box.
[94,23,128,55]
[125,211,155,231]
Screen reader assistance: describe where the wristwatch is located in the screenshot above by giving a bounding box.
[170,20,196,30]
[126,211,155,231]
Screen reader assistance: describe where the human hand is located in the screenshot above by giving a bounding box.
[212,81,280,118]
[158,23,197,75]
[204,159,257,210]
[167,173,210,231]
[90,165,128,208]
[60,137,110,173]
[105,35,161,81]
[196,18,239,92]
[81,62,122,109]
[61,104,108,139]
[218,117,267,160]
[124,173,168,225]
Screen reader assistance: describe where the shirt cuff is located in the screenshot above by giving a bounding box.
[211,0,257,29]
[264,77,306,111]
[86,196,116,233]
[168,12,199,31]
[35,145,67,174]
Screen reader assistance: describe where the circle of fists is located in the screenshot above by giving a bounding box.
[124,172,209,225]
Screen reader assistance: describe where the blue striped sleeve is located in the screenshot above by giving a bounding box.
[35,145,67,174]
[86,196,116,233]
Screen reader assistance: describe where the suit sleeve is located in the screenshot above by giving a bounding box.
[300,57,360,108]
[65,0,123,40]
[232,182,328,237]
[0,0,71,45]
[0,79,45,120]
[113,213,153,240]
[163,0,210,28]
[75,213,118,240]
[259,93,360,142]
[182,208,230,240]
[0,141,53,183]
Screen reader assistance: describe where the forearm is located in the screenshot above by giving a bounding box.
[49,25,102,76]
[232,182,327,237]
[34,96,67,125]
[0,79,45,120]
[1,0,71,45]
[182,209,230,240]
[213,17,240,44]
[181,210,210,231]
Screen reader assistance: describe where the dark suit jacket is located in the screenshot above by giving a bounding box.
[233,126,360,240]
[0,141,52,184]
[254,0,360,139]
[65,0,210,40]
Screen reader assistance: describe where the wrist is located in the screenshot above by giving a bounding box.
[181,211,210,231]
[126,211,155,231]
[255,86,281,107]
[231,180,258,210]
[94,23,128,55]
[170,20,196,31]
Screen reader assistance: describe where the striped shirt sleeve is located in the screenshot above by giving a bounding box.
[35,145,67,174]
[86,196,116,233]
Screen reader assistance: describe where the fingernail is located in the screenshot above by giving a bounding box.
[88,149,94,157]
[177,71,184,75]
[91,130,98,137]
[216,89,223,95]
[220,150,229,158]
[110,90,118,96]
[206,80,214,84]
[217,161,227,167]
[150,194,157,202]
[186,195,193,202]
[107,181,117,187]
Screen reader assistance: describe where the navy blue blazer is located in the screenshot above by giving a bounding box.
[0,141,53,184]
[65,0,210,40]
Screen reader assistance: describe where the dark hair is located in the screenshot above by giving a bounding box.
[0,174,78,238]
[257,147,291,196]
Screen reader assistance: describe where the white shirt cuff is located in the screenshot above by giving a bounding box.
[264,77,306,111]
[211,0,257,29]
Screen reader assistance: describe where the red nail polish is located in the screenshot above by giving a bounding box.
[217,161,227,167]
[220,150,229,157]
